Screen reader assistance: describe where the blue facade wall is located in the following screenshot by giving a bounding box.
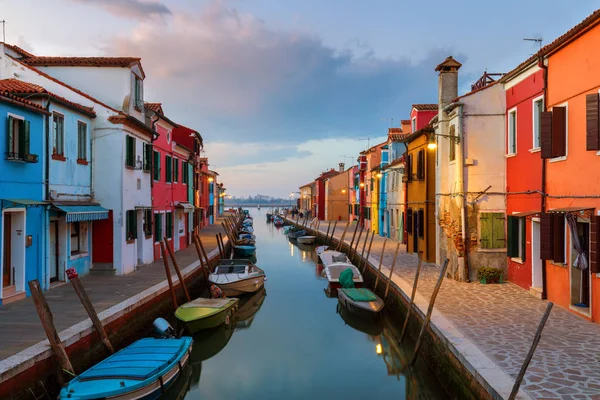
[209,182,215,224]
[379,147,389,237]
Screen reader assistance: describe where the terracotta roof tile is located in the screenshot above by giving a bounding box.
[388,128,402,134]
[145,102,162,114]
[317,169,340,180]
[412,104,438,111]
[1,43,34,57]
[0,78,96,117]
[22,56,141,68]
[401,120,411,124]
[0,91,48,113]
[108,115,155,138]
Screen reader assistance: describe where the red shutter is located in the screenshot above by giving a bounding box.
[540,111,553,159]
[586,94,600,151]
[552,107,567,158]
[553,214,565,263]
[540,213,553,260]
[591,216,600,273]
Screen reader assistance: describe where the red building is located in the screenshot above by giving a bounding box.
[502,61,545,295]
[197,157,210,229]
[315,169,340,220]
[410,104,437,132]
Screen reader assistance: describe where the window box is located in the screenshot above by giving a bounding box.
[52,153,66,161]
[77,159,89,165]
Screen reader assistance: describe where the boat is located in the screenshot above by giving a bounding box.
[58,336,193,399]
[316,246,363,289]
[266,213,272,222]
[338,287,384,319]
[239,226,254,234]
[209,259,266,296]
[288,229,306,239]
[239,233,255,241]
[175,297,239,334]
[297,235,316,245]
[233,244,257,258]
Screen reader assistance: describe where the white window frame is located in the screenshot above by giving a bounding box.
[6,113,25,159]
[70,221,89,259]
[549,102,568,163]
[510,216,525,264]
[53,112,65,156]
[411,117,416,132]
[77,120,88,161]
[507,108,517,156]
[531,95,544,151]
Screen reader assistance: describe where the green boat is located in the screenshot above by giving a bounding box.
[175,297,239,334]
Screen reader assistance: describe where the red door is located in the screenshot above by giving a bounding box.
[3,214,12,287]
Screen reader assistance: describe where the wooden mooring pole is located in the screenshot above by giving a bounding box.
[361,231,375,272]
[335,221,351,252]
[218,233,227,257]
[324,221,332,244]
[352,227,364,261]
[28,280,75,384]
[399,254,423,343]
[348,222,360,256]
[160,240,179,310]
[66,269,114,354]
[329,221,338,246]
[384,243,401,299]
[196,234,212,270]
[193,233,208,280]
[508,302,554,400]
[164,238,191,303]
[215,234,225,259]
[409,258,449,366]
[374,239,388,290]
[358,230,370,271]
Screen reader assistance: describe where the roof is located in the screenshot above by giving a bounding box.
[0,79,96,117]
[316,169,340,180]
[145,102,163,114]
[385,157,405,169]
[401,120,411,124]
[299,182,314,189]
[435,56,462,72]
[412,104,437,111]
[108,115,156,138]
[20,56,145,78]
[0,91,50,114]
[452,80,500,102]
[1,43,34,57]
[361,140,388,155]
[402,124,434,144]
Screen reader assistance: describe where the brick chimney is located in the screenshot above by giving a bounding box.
[339,162,345,172]
[435,56,462,110]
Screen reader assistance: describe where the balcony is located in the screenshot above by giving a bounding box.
[5,152,38,163]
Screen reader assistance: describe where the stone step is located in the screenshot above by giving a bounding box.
[90,263,116,276]
[1,290,26,305]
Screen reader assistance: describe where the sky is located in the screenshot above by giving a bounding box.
[1,0,599,197]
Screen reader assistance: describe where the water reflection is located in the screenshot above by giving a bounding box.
[235,288,267,330]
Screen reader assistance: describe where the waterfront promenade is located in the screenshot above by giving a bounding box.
[318,222,600,400]
[0,223,225,361]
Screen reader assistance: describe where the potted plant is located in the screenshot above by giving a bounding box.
[477,267,504,284]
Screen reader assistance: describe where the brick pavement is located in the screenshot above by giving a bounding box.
[318,221,600,400]
[0,223,225,361]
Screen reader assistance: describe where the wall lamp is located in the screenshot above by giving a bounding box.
[427,132,460,150]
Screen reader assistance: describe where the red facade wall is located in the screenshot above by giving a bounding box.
[505,69,544,290]
[410,109,437,131]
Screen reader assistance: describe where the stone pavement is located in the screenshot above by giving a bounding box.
[318,221,600,400]
[0,223,225,361]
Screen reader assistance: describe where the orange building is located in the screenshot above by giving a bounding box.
[325,164,351,221]
[541,9,600,322]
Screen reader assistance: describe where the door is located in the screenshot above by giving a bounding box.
[413,212,419,253]
[2,213,12,287]
[49,220,59,282]
[531,220,543,289]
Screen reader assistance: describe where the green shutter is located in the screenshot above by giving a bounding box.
[153,151,160,180]
[125,136,132,166]
[166,212,172,238]
[507,216,519,257]
[7,116,13,156]
[492,213,506,249]
[480,213,492,249]
[165,156,172,183]
[155,214,162,241]
[18,120,26,158]
[23,120,30,156]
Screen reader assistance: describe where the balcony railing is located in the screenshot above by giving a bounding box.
[5,152,38,163]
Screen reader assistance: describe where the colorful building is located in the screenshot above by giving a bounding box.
[348,165,359,221]
[325,164,350,221]
[385,127,410,242]
[299,182,314,217]
[315,169,340,220]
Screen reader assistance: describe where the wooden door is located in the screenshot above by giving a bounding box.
[49,221,59,282]
[3,213,12,287]
[413,212,419,253]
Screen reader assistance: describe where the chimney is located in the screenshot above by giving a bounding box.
[401,120,411,134]
[435,56,462,110]
[339,162,345,172]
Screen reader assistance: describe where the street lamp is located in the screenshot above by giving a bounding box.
[426,132,459,150]
[376,172,383,179]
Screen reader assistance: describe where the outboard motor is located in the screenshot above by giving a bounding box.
[153,317,176,338]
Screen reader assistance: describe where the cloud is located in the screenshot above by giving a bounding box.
[107,0,466,146]
[68,0,171,19]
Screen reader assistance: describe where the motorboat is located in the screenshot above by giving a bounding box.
[287,229,307,239]
[175,297,239,334]
[338,287,384,319]
[297,235,316,245]
[209,259,266,296]
[233,244,257,258]
[316,246,363,289]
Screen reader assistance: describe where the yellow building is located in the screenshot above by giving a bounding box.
[325,166,350,221]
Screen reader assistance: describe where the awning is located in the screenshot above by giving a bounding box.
[134,205,153,210]
[511,210,540,217]
[175,202,195,212]
[54,204,109,222]
[1,199,47,207]
[548,207,594,213]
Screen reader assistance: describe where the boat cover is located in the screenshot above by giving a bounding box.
[339,268,355,288]
[180,298,233,309]
[342,288,377,302]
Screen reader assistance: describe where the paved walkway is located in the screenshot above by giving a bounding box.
[0,223,225,361]
[317,221,600,400]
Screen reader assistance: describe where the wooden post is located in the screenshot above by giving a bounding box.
[374,239,388,290]
[348,221,360,256]
[325,221,332,244]
[329,221,338,246]
[316,219,321,237]
[160,240,179,310]
[335,221,351,251]
[399,254,423,343]
[28,280,75,382]
[353,227,364,261]
[197,235,212,270]
[410,258,449,366]
[384,243,401,299]
[66,270,114,354]
[215,234,224,259]
[358,230,370,271]
[219,233,227,257]
[508,302,554,400]
[193,233,208,281]
[361,231,375,272]
[163,238,191,303]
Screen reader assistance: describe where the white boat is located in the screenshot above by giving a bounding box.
[297,236,316,245]
[316,246,363,288]
[209,259,266,297]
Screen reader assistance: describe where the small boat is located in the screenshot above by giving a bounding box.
[58,336,193,399]
[297,235,316,245]
[209,259,266,296]
[239,226,254,234]
[316,246,363,289]
[266,213,272,222]
[338,287,384,319]
[175,297,239,334]
[233,244,257,258]
[239,233,255,241]
[288,229,306,239]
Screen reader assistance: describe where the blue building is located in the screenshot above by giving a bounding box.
[0,88,49,305]
[379,144,389,237]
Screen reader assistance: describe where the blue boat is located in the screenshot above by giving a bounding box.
[59,337,193,400]
[234,244,257,258]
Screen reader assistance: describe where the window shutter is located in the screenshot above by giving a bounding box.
[7,116,13,155]
[540,111,553,159]
[552,107,566,158]
[590,216,600,273]
[23,120,30,156]
[406,209,413,234]
[586,94,600,151]
[480,213,491,249]
[418,209,424,238]
[407,155,412,181]
[18,120,26,158]
[521,219,527,262]
[552,214,565,263]
[540,213,553,260]
[507,216,519,257]
[492,213,506,249]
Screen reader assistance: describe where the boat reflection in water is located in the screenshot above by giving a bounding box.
[161,364,193,400]
[235,287,267,330]
[337,302,384,336]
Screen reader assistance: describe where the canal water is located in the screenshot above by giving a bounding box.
[167,208,449,399]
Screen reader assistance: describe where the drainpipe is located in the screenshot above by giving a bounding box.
[149,114,159,191]
[44,99,51,288]
[403,142,409,244]
[538,54,548,300]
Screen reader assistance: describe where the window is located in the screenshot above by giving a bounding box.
[133,75,143,110]
[508,110,517,155]
[70,222,88,256]
[586,93,600,151]
[126,210,137,242]
[406,209,413,234]
[418,209,424,238]
[165,155,172,183]
[125,135,136,168]
[540,105,567,159]
[77,121,87,161]
[6,115,31,161]
[154,213,163,242]
[507,216,526,261]
[165,212,173,239]
[540,213,565,263]
[406,154,413,182]
[174,159,179,182]
[142,143,152,172]
[411,117,416,132]
[449,125,456,161]
[143,209,153,237]
[480,212,506,250]
[153,150,160,180]
[182,162,188,184]
[416,150,425,180]
[533,98,543,149]
[53,113,65,156]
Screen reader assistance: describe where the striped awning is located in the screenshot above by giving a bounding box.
[54,204,109,222]
[175,202,195,212]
